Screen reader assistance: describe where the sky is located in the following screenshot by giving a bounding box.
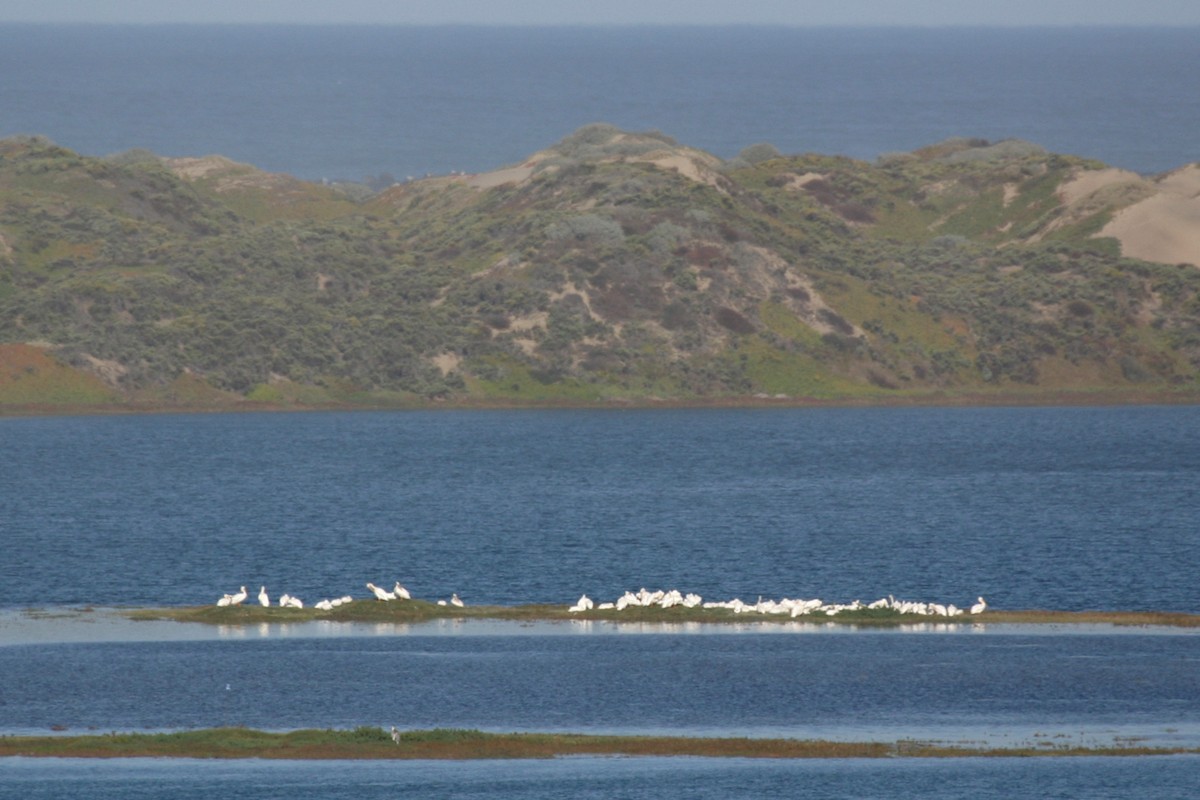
[2,0,1200,26]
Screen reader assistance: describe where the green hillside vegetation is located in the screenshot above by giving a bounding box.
[1,127,1197,411]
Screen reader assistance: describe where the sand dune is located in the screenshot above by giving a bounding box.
[1099,164,1200,267]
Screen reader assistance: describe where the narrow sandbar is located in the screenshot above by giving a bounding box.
[1,727,1196,760]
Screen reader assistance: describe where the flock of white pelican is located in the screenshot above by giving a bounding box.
[214,581,464,611]
[216,582,987,619]
[568,588,988,617]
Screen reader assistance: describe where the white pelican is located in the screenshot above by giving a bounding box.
[366,582,396,601]
[393,582,411,600]
[450,593,464,608]
[258,586,269,607]
[216,594,233,607]
[314,599,334,611]
[437,599,447,606]
[278,593,291,607]
[283,595,304,609]
[970,596,988,615]
[229,586,248,606]
[568,594,593,613]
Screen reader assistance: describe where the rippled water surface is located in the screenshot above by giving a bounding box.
[6,756,1200,800]
[2,620,1198,749]
[3,407,1197,796]
[2,26,1196,177]
[2,406,1197,611]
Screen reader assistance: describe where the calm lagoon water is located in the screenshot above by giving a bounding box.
[2,406,1198,795]
[1,623,1199,747]
[1,406,1197,611]
[6,756,1200,800]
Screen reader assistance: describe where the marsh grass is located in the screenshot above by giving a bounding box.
[1,728,1194,761]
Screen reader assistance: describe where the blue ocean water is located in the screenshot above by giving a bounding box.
[0,25,1196,179]
[2,406,1198,611]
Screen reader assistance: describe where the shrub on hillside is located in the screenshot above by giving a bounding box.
[546,214,626,247]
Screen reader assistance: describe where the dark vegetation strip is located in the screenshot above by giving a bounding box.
[124,601,1200,628]
[0,728,1194,760]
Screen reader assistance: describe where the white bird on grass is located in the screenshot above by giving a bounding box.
[393,582,411,600]
[568,594,593,613]
[450,593,464,607]
[229,586,248,606]
[970,596,988,615]
[216,594,233,607]
[258,586,270,607]
[282,595,304,609]
[366,582,396,601]
[390,726,401,744]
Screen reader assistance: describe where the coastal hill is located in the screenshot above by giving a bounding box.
[1,125,1197,411]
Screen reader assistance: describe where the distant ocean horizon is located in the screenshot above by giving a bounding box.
[2,24,1198,180]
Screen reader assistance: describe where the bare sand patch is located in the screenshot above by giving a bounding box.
[1058,167,1146,206]
[782,172,827,191]
[1100,164,1200,266]
[82,354,128,387]
[431,353,461,376]
[165,155,244,180]
[511,338,538,356]
[465,163,536,189]
[165,155,305,195]
[643,151,726,190]
[1025,166,1154,242]
[507,310,548,333]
